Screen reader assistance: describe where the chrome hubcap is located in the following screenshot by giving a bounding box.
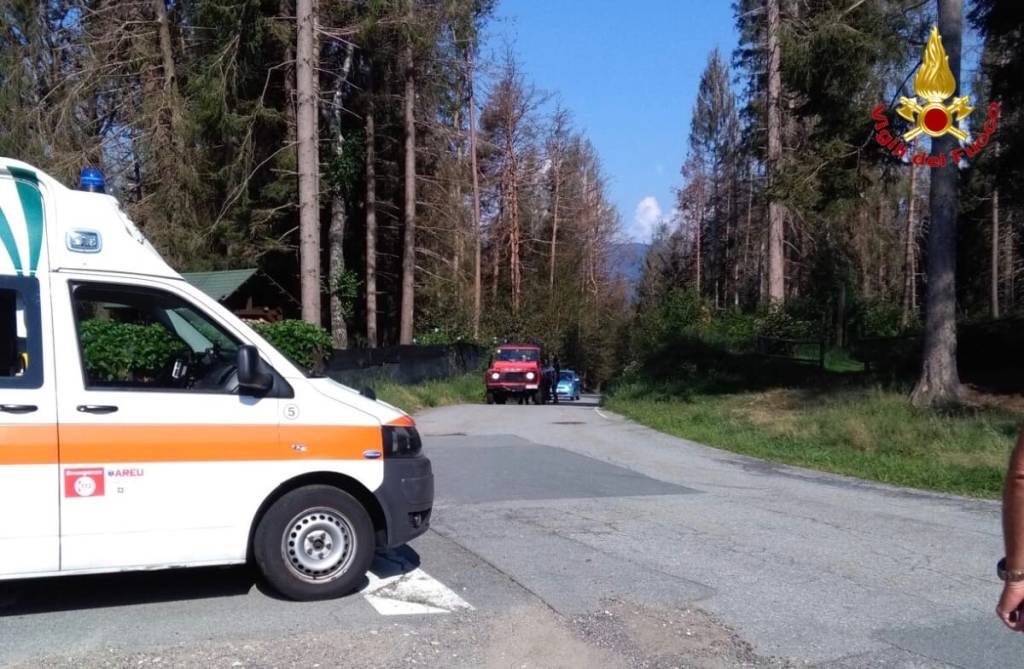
[282,507,356,583]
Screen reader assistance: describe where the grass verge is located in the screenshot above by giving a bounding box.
[374,372,481,414]
[605,380,1019,498]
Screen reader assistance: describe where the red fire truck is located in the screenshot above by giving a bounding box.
[485,344,544,405]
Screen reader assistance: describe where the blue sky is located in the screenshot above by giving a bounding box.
[483,2,986,244]
[483,0,740,243]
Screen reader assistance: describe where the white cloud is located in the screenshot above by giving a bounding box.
[631,196,663,243]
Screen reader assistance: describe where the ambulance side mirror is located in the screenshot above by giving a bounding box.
[237,345,273,395]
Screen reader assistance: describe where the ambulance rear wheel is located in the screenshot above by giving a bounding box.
[254,485,374,601]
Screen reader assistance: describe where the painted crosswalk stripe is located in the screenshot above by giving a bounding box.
[362,567,473,616]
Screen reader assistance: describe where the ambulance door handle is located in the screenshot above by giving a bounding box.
[0,404,37,414]
[77,404,118,414]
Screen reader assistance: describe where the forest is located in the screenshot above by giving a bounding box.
[635,0,1024,407]
[0,0,627,383]
[1,0,1021,403]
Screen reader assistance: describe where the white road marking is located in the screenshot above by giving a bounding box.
[362,567,474,616]
[594,408,612,420]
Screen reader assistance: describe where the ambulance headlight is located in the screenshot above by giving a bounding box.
[490,372,500,380]
[526,372,535,380]
[67,229,102,253]
[382,426,422,458]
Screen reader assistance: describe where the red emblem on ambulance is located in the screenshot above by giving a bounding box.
[64,468,105,498]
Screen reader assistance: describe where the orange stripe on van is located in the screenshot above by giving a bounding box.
[0,424,58,465]
[58,424,381,464]
[385,415,415,427]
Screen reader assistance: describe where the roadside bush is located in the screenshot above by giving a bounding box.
[414,327,478,346]
[633,288,711,351]
[704,310,758,351]
[79,319,187,382]
[754,307,822,339]
[850,298,907,338]
[252,319,332,373]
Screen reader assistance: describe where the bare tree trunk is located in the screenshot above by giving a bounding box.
[506,154,522,314]
[467,50,483,340]
[502,93,522,314]
[399,27,416,345]
[365,95,378,348]
[901,146,919,328]
[912,0,965,407]
[1006,214,1015,310]
[451,57,464,298]
[695,177,703,295]
[328,44,355,349]
[549,158,560,292]
[860,208,872,298]
[282,0,297,144]
[731,169,739,307]
[766,0,786,305]
[153,0,177,91]
[491,238,500,301]
[992,187,1000,319]
[743,165,753,305]
[296,0,320,325]
[836,282,846,348]
[328,198,348,347]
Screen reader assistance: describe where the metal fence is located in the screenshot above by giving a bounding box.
[325,343,486,387]
[755,335,826,369]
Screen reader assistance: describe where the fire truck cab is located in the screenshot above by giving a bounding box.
[484,344,543,405]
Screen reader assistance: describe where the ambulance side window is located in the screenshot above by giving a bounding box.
[0,276,43,389]
[70,282,244,394]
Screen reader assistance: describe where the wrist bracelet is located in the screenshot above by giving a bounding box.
[997,558,1024,582]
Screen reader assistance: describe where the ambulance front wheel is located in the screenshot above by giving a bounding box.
[254,485,375,601]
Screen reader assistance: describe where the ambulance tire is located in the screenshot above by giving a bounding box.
[254,485,375,601]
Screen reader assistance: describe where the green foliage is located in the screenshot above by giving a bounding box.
[325,129,365,199]
[606,382,1018,499]
[704,310,758,350]
[374,373,482,414]
[415,328,454,346]
[754,307,822,339]
[332,269,361,321]
[79,319,188,382]
[850,298,906,338]
[252,319,333,372]
[633,288,710,351]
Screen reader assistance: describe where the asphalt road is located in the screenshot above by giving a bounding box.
[0,395,1015,668]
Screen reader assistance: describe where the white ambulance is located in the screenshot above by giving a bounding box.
[0,158,433,600]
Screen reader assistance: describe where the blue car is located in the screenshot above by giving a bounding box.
[555,370,581,401]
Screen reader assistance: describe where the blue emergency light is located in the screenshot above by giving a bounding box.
[79,167,106,193]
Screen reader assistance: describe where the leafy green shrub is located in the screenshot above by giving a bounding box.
[79,319,187,382]
[252,319,333,373]
[331,269,360,320]
[704,310,758,351]
[416,328,452,346]
[755,307,822,339]
[851,298,905,338]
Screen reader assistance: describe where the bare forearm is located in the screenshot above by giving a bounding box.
[1004,430,1024,568]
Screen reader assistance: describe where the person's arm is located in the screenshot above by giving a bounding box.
[997,428,1024,630]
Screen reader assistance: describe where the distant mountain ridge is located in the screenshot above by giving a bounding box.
[608,242,648,292]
